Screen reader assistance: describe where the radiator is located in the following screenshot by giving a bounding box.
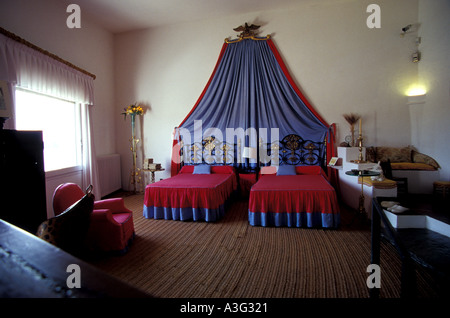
[97,154,122,197]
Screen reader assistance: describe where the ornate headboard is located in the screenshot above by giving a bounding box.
[260,134,327,169]
[179,136,237,166]
[179,133,327,170]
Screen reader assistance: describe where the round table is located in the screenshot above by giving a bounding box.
[345,170,380,215]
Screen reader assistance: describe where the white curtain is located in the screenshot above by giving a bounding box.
[0,33,100,195]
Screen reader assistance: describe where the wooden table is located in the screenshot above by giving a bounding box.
[371,195,450,298]
[0,219,150,298]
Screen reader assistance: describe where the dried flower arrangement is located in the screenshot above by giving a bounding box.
[343,113,360,146]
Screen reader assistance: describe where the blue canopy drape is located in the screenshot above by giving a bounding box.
[172,37,335,175]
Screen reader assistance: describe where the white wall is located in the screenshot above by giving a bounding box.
[1,0,447,195]
[417,0,450,181]
[114,0,426,188]
[0,0,117,213]
[0,0,116,157]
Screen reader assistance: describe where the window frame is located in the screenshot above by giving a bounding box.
[14,87,83,173]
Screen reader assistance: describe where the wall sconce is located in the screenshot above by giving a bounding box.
[406,84,426,107]
[406,84,427,97]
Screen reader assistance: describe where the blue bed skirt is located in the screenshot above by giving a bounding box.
[144,204,226,222]
[248,211,340,228]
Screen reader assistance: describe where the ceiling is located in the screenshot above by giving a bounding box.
[60,0,304,34]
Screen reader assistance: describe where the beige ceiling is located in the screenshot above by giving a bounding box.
[61,0,304,33]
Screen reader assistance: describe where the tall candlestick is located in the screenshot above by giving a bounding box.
[359,118,362,135]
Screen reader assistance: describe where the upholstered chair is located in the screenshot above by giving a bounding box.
[52,183,135,254]
[37,185,94,258]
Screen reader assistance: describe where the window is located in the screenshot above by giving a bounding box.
[15,88,82,172]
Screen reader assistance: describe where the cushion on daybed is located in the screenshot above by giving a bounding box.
[366,146,440,170]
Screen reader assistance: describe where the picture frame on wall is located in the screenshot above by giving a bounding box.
[328,157,340,166]
[0,80,13,119]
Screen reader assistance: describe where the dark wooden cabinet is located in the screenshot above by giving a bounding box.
[0,129,47,233]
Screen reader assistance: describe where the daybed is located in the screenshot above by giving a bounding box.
[366,146,440,194]
[366,146,440,171]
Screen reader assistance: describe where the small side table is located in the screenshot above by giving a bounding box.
[345,170,380,217]
[143,168,165,183]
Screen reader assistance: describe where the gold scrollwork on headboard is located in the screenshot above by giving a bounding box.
[181,136,235,165]
[260,134,326,167]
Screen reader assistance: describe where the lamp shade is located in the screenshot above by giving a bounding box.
[243,147,257,159]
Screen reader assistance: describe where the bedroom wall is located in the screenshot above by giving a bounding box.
[114,0,422,187]
[417,0,450,180]
[0,0,116,157]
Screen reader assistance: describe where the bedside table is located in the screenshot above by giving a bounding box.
[238,168,259,198]
[143,167,165,183]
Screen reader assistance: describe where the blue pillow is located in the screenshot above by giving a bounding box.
[193,165,211,174]
[276,165,296,176]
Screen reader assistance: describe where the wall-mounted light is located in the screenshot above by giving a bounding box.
[406,84,427,97]
[406,84,427,106]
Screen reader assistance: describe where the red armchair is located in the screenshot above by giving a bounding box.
[53,183,135,254]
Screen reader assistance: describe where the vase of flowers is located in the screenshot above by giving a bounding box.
[122,103,144,193]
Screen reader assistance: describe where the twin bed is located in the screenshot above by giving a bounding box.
[248,165,340,228]
[143,134,340,228]
[143,165,237,222]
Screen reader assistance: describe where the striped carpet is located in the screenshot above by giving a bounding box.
[90,193,439,298]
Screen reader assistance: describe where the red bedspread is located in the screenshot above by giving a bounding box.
[249,166,340,228]
[250,174,339,213]
[143,166,237,222]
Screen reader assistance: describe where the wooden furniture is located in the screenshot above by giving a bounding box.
[0,129,47,233]
[0,219,148,298]
[434,181,450,199]
[143,167,165,183]
[371,195,450,298]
